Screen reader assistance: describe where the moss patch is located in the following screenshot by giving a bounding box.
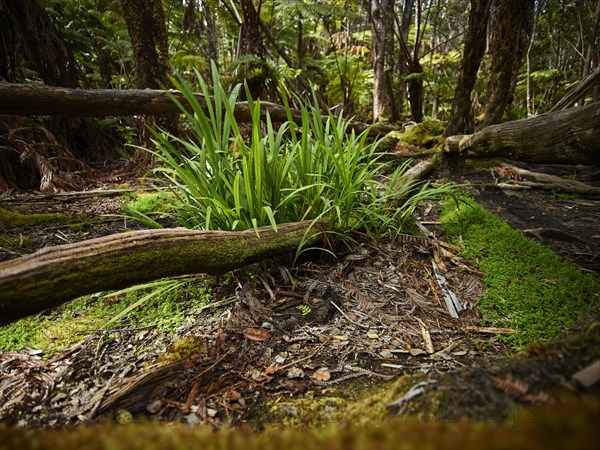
[123,192,173,215]
[387,119,445,148]
[0,277,211,357]
[440,195,600,348]
[0,207,76,229]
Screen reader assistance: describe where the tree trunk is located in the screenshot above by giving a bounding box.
[575,0,600,104]
[371,0,393,122]
[407,59,424,123]
[119,0,177,158]
[0,84,395,136]
[119,0,170,90]
[445,102,600,165]
[0,0,87,87]
[444,0,492,136]
[482,0,534,127]
[237,0,266,99]
[0,222,324,325]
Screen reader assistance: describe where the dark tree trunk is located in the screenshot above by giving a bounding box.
[444,0,492,136]
[204,1,219,66]
[119,0,170,90]
[371,0,393,122]
[482,0,535,127]
[394,0,414,115]
[238,0,266,99]
[0,0,86,87]
[119,0,177,159]
[408,60,424,123]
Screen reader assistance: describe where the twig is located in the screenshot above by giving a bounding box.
[329,301,370,329]
[276,336,333,372]
[432,260,462,318]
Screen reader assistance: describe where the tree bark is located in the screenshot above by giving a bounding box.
[444,0,492,136]
[0,221,324,325]
[0,0,87,87]
[371,0,393,122]
[0,84,394,136]
[237,0,267,99]
[445,102,600,165]
[119,0,170,90]
[482,0,534,127]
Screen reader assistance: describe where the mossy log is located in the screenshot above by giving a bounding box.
[0,84,394,137]
[0,222,323,325]
[445,102,600,165]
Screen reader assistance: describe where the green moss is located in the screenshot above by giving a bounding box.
[0,207,75,229]
[388,120,445,148]
[0,234,38,249]
[440,195,600,348]
[3,390,598,450]
[123,192,173,214]
[0,278,212,357]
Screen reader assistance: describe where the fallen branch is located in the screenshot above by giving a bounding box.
[493,163,600,195]
[0,221,323,325]
[0,84,394,137]
[550,66,600,111]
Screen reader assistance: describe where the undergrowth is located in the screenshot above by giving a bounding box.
[0,277,210,357]
[441,195,600,348]
[125,63,455,248]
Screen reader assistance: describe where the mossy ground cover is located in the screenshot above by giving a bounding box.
[0,207,76,229]
[0,278,211,357]
[440,195,600,348]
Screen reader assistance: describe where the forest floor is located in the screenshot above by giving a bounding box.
[0,158,599,441]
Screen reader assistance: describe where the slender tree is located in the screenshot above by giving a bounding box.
[574,0,600,103]
[370,0,393,122]
[482,0,535,126]
[444,0,492,136]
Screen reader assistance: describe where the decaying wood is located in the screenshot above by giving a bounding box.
[550,66,600,111]
[445,102,600,165]
[0,221,323,325]
[571,360,600,389]
[0,83,394,136]
[394,153,442,192]
[492,163,600,195]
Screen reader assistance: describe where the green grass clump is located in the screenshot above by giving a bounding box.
[441,196,600,348]
[0,277,211,357]
[125,63,454,246]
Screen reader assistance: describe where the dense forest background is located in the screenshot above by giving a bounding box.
[0,0,598,192]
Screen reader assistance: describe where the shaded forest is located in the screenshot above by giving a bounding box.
[0,0,599,193]
[1,1,600,448]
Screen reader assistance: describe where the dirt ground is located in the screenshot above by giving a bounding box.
[0,158,599,430]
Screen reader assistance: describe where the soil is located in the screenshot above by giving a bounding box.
[0,158,599,430]
[447,160,600,274]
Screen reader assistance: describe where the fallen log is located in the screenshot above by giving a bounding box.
[0,221,323,325]
[0,83,394,136]
[492,163,600,195]
[445,102,600,165]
